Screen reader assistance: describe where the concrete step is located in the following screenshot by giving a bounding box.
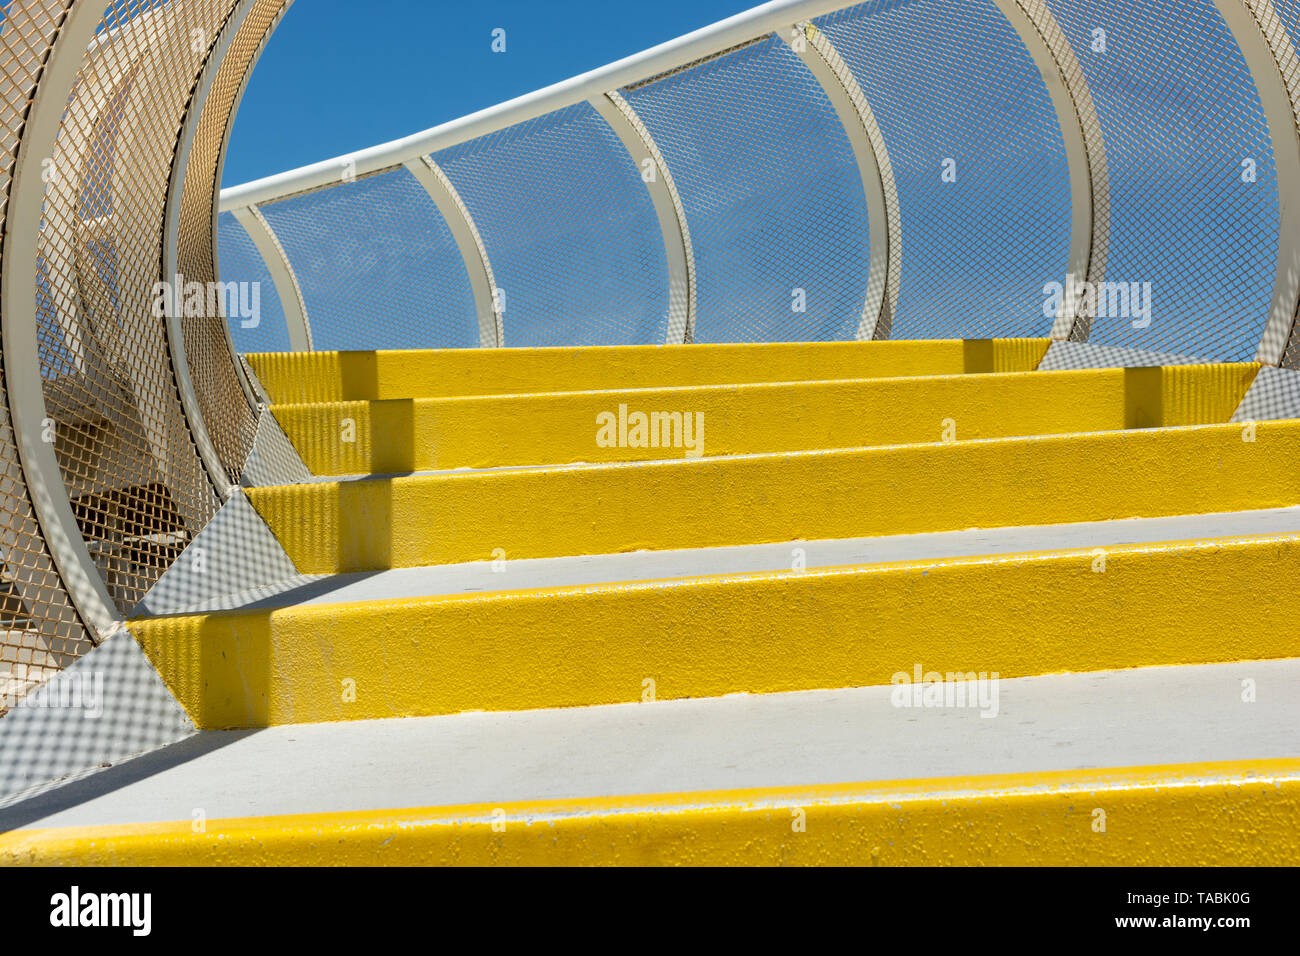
[247,338,1049,403]
[3,659,1296,864]
[270,363,1258,475]
[246,421,1300,574]
[130,529,1300,727]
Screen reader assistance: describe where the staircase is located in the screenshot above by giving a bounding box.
[3,339,1297,865]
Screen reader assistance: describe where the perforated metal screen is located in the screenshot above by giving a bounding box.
[6,0,1300,704]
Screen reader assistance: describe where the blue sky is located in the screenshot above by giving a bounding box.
[222,0,756,185]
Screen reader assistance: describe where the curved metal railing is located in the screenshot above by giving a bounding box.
[215,0,1300,369]
[0,0,290,702]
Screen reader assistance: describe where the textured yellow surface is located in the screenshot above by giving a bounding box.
[271,363,1259,475]
[131,533,1300,728]
[247,338,1050,403]
[5,760,1296,865]
[248,420,1300,574]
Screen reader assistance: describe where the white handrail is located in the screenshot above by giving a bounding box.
[218,0,856,211]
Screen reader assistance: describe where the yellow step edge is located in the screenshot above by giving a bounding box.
[131,533,1300,728]
[247,338,1050,404]
[271,363,1258,475]
[5,759,1296,865]
[248,420,1300,574]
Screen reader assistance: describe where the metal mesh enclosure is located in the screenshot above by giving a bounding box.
[818,0,1073,340]
[258,166,481,351]
[0,0,94,706]
[432,102,670,347]
[622,35,872,343]
[1,0,290,706]
[211,0,1300,369]
[36,0,237,615]
[1050,0,1278,360]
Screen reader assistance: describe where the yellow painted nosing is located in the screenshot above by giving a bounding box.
[246,338,1050,404]
[4,759,1297,865]
[250,419,1299,574]
[131,533,1300,728]
[271,363,1259,475]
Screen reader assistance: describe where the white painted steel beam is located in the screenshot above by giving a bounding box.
[1,0,125,640]
[993,0,1110,343]
[589,92,697,344]
[231,204,314,352]
[402,157,503,348]
[783,21,899,341]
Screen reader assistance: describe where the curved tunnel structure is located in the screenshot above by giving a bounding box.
[2,0,1300,699]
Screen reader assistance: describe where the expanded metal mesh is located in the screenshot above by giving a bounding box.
[818,0,1073,340]
[174,0,287,482]
[1049,0,1279,360]
[432,102,669,347]
[36,0,235,615]
[622,34,872,343]
[0,0,94,707]
[209,0,1300,366]
[257,166,480,351]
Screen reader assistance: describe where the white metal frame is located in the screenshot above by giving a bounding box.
[218,0,879,212]
[1,0,125,640]
[231,204,314,351]
[1215,0,1300,366]
[163,0,266,498]
[403,156,504,348]
[210,1,297,404]
[992,0,1111,343]
[589,92,698,344]
[783,20,899,341]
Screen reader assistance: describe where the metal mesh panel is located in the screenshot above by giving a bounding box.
[622,35,873,343]
[0,0,94,707]
[818,0,1073,339]
[257,167,480,351]
[217,209,291,353]
[36,0,235,615]
[174,0,288,482]
[432,102,669,347]
[1048,0,1279,360]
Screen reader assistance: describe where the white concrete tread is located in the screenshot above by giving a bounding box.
[155,505,1300,615]
[2,658,1295,831]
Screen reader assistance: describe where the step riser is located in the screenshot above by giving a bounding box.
[6,760,1295,865]
[272,364,1258,476]
[248,339,1049,403]
[249,421,1300,574]
[132,534,1300,728]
